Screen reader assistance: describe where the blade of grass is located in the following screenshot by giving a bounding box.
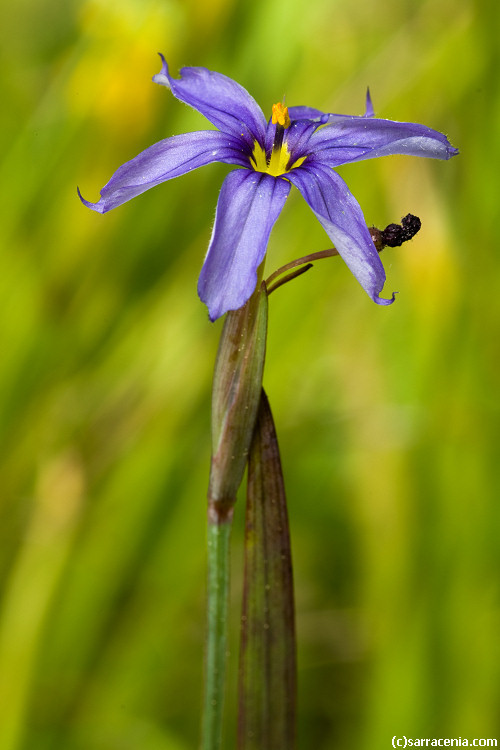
[238,389,296,750]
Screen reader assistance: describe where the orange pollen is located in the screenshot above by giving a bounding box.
[271,102,291,129]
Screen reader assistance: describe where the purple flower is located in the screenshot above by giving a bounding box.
[79,56,458,321]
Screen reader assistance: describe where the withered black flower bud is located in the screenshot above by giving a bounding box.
[382,223,405,247]
[401,213,421,241]
[369,214,421,252]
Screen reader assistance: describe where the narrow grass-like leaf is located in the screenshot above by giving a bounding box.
[238,389,296,750]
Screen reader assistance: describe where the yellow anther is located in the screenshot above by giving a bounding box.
[271,102,291,128]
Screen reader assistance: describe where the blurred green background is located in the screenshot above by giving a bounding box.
[1,0,498,747]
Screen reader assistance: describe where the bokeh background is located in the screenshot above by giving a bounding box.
[1,0,498,747]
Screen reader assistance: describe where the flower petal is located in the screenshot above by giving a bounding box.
[364,88,375,118]
[287,93,374,123]
[153,55,267,150]
[307,115,458,167]
[287,106,326,120]
[287,164,395,305]
[198,170,290,321]
[285,119,321,162]
[78,131,248,213]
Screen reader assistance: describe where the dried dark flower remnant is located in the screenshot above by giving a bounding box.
[369,214,422,253]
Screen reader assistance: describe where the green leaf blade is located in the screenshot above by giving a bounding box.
[238,390,296,750]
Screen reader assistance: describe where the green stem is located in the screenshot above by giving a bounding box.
[201,507,234,750]
[202,268,269,750]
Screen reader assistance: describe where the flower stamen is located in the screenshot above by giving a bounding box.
[271,102,291,129]
[271,102,290,158]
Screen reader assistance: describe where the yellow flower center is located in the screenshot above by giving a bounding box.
[249,102,306,178]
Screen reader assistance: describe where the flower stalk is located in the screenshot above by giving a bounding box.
[202,514,233,750]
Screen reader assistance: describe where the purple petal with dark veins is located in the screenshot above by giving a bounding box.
[78,130,249,213]
[307,116,458,167]
[198,170,290,321]
[153,55,267,150]
[287,163,395,305]
[285,119,320,162]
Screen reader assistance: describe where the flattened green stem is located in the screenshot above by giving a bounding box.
[202,510,234,750]
[203,275,269,750]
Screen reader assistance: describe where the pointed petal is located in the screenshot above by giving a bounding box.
[153,55,267,149]
[287,164,395,305]
[78,131,248,213]
[198,170,290,321]
[307,115,458,167]
[364,88,375,117]
[287,91,374,124]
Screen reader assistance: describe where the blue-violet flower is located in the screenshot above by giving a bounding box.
[79,56,458,321]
